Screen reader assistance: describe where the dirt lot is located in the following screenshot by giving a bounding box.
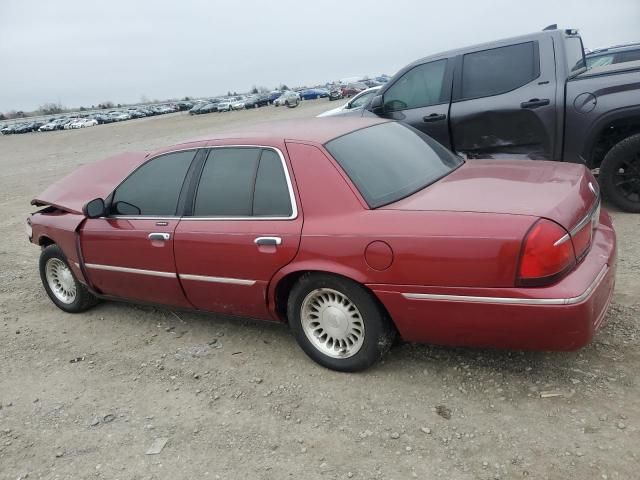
[0,100,638,480]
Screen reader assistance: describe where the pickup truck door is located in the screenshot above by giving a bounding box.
[364,59,453,149]
[448,38,558,160]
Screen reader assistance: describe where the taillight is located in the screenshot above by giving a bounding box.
[517,219,576,287]
[571,221,592,260]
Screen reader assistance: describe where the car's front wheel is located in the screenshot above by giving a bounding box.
[288,273,396,372]
[39,245,98,313]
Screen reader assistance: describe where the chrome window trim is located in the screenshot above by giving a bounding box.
[401,265,607,306]
[85,263,177,278]
[178,274,256,286]
[109,145,298,222]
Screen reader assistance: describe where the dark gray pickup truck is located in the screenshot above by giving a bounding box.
[362,27,640,212]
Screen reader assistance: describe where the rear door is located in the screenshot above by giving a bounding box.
[367,59,453,148]
[449,37,558,159]
[80,149,200,308]
[174,146,302,320]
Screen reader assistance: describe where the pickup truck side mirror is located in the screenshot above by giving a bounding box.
[83,198,106,219]
[369,95,384,115]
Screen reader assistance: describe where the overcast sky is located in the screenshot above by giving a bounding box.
[1,0,638,112]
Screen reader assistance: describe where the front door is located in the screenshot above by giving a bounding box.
[80,149,199,307]
[366,59,453,148]
[174,146,302,320]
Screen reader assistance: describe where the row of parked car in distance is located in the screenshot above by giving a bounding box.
[1,102,193,135]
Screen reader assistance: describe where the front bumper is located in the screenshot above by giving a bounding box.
[370,210,617,351]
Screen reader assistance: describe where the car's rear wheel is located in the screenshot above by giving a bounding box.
[599,133,640,213]
[288,273,396,372]
[39,245,98,313]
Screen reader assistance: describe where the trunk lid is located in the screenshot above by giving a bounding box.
[382,160,598,231]
[31,151,148,214]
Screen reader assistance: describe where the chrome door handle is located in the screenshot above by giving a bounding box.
[149,233,170,241]
[254,236,282,246]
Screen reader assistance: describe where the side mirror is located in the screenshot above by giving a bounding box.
[369,95,384,114]
[83,198,106,219]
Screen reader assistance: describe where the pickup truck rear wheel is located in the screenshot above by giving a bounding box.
[599,133,640,213]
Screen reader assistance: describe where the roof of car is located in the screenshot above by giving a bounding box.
[177,117,389,147]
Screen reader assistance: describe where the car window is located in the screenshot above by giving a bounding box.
[461,42,537,99]
[325,122,463,208]
[193,148,261,216]
[384,59,447,112]
[111,150,196,216]
[586,54,615,68]
[253,149,293,217]
[350,91,374,108]
[615,50,640,64]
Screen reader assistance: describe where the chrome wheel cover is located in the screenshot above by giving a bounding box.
[45,258,77,304]
[300,288,365,359]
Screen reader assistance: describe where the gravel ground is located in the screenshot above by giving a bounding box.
[0,99,638,480]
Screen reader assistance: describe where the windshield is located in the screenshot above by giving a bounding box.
[325,122,463,208]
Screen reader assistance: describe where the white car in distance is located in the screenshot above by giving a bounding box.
[317,86,381,117]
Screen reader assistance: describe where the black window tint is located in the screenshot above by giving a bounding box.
[615,50,640,64]
[253,149,292,217]
[325,122,463,208]
[384,60,447,112]
[461,42,537,99]
[111,150,195,216]
[193,148,260,216]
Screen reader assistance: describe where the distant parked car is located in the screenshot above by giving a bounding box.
[329,87,343,101]
[273,91,300,107]
[231,98,246,110]
[341,82,368,98]
[317,86,381,118]
[299,88,329,100]
[1,124,16,135]
[217,100,233,112]
[267,91,283,104]
[39,118,67,131]
[109,111,130,122]
[584,42,640,68]
[244,94,270,109]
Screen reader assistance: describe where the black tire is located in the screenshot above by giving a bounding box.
[287,273,396,372]
[599,133,640,213]
[39,244,98,313]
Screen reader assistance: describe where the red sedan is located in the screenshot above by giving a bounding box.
[27,118,616,371]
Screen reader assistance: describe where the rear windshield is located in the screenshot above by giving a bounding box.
[325,122,463,208]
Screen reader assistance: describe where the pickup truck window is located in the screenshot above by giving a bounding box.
[461,42,538,99]
[383,59,447,112]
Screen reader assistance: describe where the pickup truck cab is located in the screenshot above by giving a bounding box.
[364,27,640,212]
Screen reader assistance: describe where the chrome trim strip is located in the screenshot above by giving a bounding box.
[85,263,177,278]
[553,233,570,246]
[401,265,608,306]
[179,274,256,286]
[570,196,600,236]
